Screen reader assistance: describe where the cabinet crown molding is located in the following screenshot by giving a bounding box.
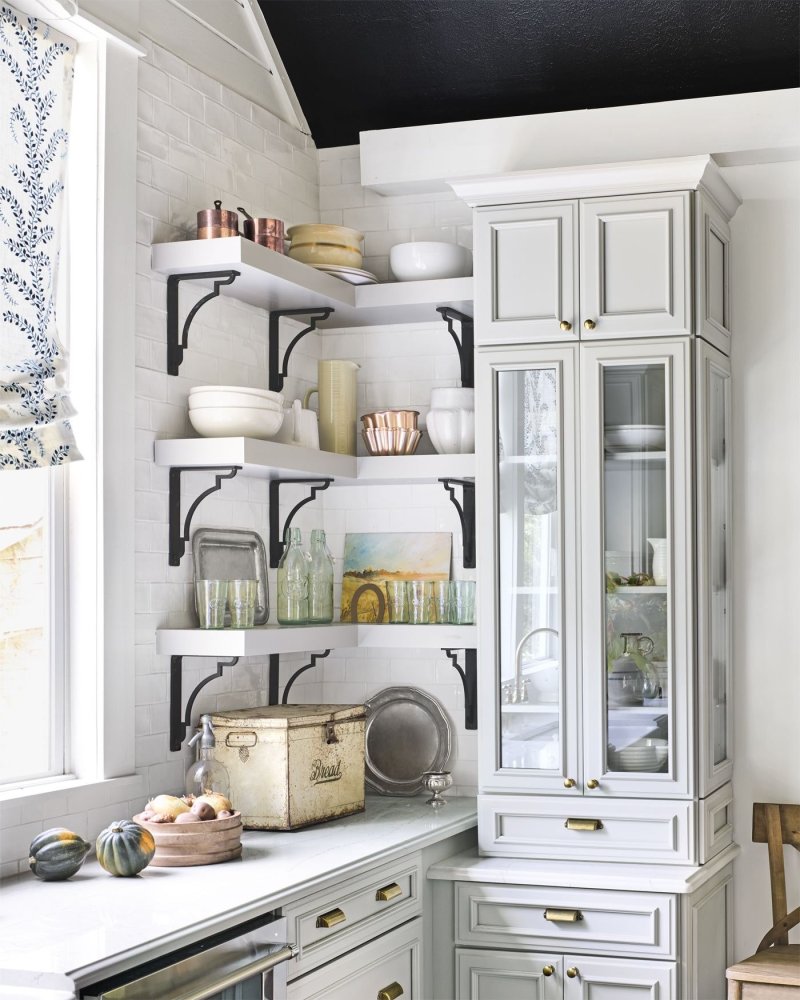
[449,154,741,219]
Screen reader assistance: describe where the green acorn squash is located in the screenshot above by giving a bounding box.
[29,827,91,881]
[96,820,155,877]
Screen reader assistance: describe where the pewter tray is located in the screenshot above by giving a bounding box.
[191,528,269,627]
[364,686,452,796]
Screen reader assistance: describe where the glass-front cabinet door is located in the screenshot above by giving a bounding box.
[477,345,580,794]
[580,340,692,797]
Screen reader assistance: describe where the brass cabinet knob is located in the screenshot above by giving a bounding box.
[559,320,572,331]
[563,777,576,788]
[542,965,555,977]
[583,319,596,330]
[316,907,346,928]
[567,967,579,979]
[377,983,404,1000]
[587,778,600,789]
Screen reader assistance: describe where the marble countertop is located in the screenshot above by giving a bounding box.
[0,795,477,994]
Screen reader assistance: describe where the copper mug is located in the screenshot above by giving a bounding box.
[238,208,285,252]
[196,200,238,239]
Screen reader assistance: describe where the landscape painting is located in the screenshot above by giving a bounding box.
[340,532,452,622]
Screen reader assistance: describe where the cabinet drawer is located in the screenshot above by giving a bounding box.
[455,883,676,959]
[284,854,421,977]
[288,918,420,1000]
[479,795,695,864]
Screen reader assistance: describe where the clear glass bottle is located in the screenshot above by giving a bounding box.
[185,714,230,799]
[307,528,334,624]
[277,526,309,624]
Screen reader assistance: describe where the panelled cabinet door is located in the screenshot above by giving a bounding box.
[695,191,733,355]
[475,203,579,344]
[695,340,733,796]
[580,340,693,799]
[580,193,691,340]
[456,948,562,1000]
[562,955,676,999]
[476,344,581,795]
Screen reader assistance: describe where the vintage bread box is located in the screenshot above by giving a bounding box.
[210,704,365,830]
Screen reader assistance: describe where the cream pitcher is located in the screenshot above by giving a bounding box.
[304,360,360,455]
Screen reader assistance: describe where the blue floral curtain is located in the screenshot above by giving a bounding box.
[0,3,80,469]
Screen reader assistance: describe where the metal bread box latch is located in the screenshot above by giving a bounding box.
[564,817,604,831]
[325,719,339,744]
[226,731,258,747]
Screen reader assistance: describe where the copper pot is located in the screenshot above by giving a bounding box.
[238,208,285,252]
[196,200,239,239]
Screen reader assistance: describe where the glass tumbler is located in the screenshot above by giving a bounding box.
[228,579,257,629]
[195,579,228,629]
[432,580,451,623]
[406,580,433,625]
[385,579,408,623]
[450,580,476,624]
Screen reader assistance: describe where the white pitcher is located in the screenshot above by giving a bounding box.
[304,360,360,455]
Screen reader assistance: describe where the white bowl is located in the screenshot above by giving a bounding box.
[426,408,475,454]
[189,392,284,412]
[189,385,284,406]
[189,406,284,440]
[429,387,474,410]
[389,242,473,281]
[605,424,666,450]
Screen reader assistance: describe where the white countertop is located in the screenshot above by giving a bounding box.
[0,795,477,993]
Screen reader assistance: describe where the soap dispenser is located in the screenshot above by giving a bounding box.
[186,714,230,799]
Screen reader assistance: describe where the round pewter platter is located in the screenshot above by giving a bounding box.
[364,686,452,795]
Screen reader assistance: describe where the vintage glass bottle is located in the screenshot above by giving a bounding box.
[307,528,334,623]
[185,714,230,799]
[277,526,309,624]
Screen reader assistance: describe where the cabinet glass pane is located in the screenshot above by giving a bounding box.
[602,364,671,776]
[709,367,729,765]
[497,368,562,771]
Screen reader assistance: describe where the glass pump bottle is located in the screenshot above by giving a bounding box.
[185,714,230,799]
[277,526,309,624]
[308,528,334,623]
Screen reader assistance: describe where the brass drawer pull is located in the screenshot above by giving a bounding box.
[376,882,403,902]
[377,983,404,1000]
[316,907,346,929]
[565,817,603,831]
[544,908,583,923]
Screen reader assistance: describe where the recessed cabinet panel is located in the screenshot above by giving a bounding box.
[695,190,732,355]
[580,194,691,339]
[475,203,578,344]
[562,955,676,1000]
[456,948,562,1000]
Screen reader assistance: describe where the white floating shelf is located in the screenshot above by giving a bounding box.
[151,237,472,329]
[157,622,476,657]
[157,623,358,657]
[154,437,474,484]
[605,450,667,462]
[609,585,668,594]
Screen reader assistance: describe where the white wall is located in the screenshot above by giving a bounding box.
[725,160,800,956]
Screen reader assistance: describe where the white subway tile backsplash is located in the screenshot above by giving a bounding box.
[153,98,190,142]
[138,60,170,101]
[170,77,205,121]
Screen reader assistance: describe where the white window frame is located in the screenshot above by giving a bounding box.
[0,8,144,818]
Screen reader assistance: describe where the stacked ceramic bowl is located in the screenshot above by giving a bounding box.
[607,737,668,773]
[361,410,421,455]
[286,224,364,269]
[426,387,475,454]
[188,386,284,440]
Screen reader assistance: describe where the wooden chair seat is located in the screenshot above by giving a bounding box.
[726,945,800,998]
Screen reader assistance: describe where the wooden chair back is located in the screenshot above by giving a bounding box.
[752,802,800,951]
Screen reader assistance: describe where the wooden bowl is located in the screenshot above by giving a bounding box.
[132,811,242,867]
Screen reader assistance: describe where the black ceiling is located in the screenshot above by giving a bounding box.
[259,0,800,148]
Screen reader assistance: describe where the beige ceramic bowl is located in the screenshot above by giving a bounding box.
[287,224,364,268]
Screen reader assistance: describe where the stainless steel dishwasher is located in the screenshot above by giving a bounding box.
[81,913,297,1000]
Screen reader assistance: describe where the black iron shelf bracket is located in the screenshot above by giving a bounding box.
[443,648,478,730]
[436,306,474,389]
[279,650,332,704]
[269,477,333,568]
[167,270,240,376]
[439,477,476,569]
[169,466,241,566]
[268,307,334,393]
[170,655,239,751]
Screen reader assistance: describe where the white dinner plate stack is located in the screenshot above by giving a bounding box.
[188,385,285,440]
[607,737,668,773]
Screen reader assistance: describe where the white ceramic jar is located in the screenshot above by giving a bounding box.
[426,388,475,454]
